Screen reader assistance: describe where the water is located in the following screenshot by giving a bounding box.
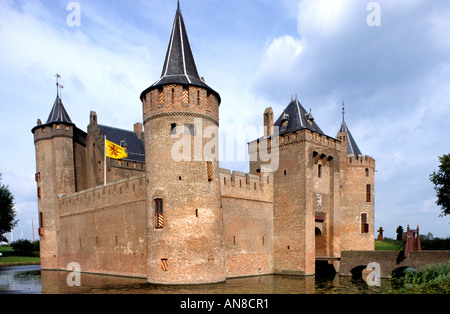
[0,265,384,294]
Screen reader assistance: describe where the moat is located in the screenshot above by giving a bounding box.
[0,265,384,294]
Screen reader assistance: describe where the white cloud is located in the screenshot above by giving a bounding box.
[297,0,355,37]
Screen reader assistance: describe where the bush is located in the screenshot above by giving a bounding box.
[11,239,40,257]
[382,261,450,294]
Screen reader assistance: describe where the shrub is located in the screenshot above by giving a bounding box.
[11,239,40,257]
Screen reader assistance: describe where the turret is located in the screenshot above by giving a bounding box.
[31,81,76,269]
[337,103,375,250]
[141,3,225,284]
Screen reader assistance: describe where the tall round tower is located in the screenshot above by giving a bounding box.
[140,4,226,284]
[31,86,76,270]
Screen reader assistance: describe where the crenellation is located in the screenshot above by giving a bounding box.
[59,174,146,218]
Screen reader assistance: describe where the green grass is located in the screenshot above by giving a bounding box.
[375,238,450,251]
[375,240,403,250]
[0,245,40,267]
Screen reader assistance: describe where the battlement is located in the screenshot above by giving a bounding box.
[219,168,273,203]
[58,174,146,218]
[345,155,375,167]
[249,128,340,155]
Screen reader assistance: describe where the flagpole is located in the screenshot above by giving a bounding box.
[104,135,107,186]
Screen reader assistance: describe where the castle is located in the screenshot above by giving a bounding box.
[32,4,375,285]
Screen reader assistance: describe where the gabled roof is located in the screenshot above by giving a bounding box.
[140,3,220,103]
[338,120,362,158]
[99,125,145,163]
[46,95,73,125]
[274,99,324,136]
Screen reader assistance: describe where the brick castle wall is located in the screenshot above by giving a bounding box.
[220,169,274,277]
[57,175,147,278]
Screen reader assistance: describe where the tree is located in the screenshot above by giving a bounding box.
[0,173,18,242]
[430,154,450,217]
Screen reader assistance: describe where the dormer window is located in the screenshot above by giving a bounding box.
[281,113,289,128]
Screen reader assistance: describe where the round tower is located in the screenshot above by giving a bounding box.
[140,4,225,284]
[31,85,76,270]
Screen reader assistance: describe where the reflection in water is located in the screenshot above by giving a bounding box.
[0,265,42,294]
[1,265,383,294]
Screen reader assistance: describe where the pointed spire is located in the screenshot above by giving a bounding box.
[141,2,220,103]
[46,74,73,125]
[338,103,362,158]
[160,2,200,82]
[46,95,73,125]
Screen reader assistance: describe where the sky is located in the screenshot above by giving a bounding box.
[0,0,449,241]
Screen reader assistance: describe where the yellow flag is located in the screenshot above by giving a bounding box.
[105,139,128,160]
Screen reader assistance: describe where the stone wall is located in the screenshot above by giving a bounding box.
[220,169,274,277]
[57,174,147,278]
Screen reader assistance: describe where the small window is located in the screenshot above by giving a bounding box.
[366,168,370,177]
[171,88,175,104]
[183,86,189,105]
[37,187,42,199]
[155,199,164,229]
[171,123,177,135]
[361,213,369,234]
[161,259,168,271]
[39,212,44,228]
[207,162,213,182]
[56,124,61,130]
[318,164,323,178]
[184,123,196,136]
[35,172,40,182]
[158,87,164,105]
[366,184,371,203]
[224,177,226,185]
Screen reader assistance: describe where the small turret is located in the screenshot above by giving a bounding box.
[337,103,376,251]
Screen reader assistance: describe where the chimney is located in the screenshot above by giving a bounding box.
[134,122,144,140]
[90,111,97,125]
[264,108,274,138]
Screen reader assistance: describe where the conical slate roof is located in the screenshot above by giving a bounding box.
[140,3,220,103]
[274,99,324,136]
[338,120,362,158]
[46,95,73,125]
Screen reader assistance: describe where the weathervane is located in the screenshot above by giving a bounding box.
[55,73,64,98]
[342,101,345,122]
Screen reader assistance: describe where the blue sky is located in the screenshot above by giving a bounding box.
[0,0,449,240]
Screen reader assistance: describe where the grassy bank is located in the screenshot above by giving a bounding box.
[375,237,450,251]
[375,240,403,250]
[0,245,40,267]
[381,261,450,294]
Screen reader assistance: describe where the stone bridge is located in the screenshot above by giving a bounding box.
[339,250,450,278]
